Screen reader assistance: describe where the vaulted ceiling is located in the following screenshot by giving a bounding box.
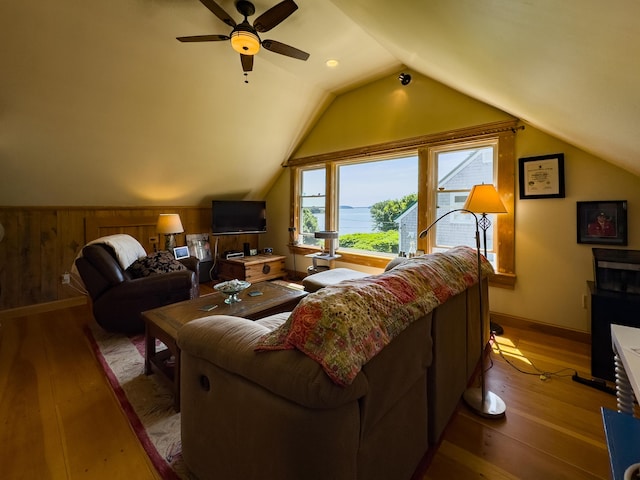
[2,0,638,206]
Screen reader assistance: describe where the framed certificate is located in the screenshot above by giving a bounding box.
[518,153,565,199]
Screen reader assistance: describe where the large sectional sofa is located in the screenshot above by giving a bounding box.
[178,246,492,480]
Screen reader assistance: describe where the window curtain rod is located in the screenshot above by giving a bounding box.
[284,120,523,168]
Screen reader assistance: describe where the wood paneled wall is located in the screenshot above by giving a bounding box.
[0,207,259,310]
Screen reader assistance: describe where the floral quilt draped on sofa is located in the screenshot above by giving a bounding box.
[255,246,494,386]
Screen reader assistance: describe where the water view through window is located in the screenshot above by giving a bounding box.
[300,156,419,255]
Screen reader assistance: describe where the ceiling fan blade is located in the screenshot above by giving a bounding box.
[241,54,254,72]
[198,0,236,28]
[176,34,230,42]
[261,39,309,61]
[253,0,298,33]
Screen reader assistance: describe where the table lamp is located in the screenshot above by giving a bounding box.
[157,214,184,251]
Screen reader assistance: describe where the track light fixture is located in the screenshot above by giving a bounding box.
[398,73,412,86]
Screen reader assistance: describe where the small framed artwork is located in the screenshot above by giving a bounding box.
[577,200,628,245]
[519,153,565,199]
[173,245,190,260]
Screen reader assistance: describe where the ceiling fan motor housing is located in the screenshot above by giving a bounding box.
[235,1,256,17]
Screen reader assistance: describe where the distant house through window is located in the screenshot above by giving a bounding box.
[390,142,499,265]
[430,141,500,266]
[337,156,418,257]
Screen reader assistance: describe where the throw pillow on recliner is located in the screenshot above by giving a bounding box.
[126,251,187,278]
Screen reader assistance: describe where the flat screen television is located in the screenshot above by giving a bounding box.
[211,200,267,235]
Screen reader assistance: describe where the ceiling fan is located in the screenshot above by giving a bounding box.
[177,0,310,77]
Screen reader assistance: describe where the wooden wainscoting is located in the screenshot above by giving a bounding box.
[85,215,159,250]
[0,207,259,310]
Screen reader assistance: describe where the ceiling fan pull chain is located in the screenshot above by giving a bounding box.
[244,72,249,84]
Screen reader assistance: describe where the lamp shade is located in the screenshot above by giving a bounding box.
[230,27,260,55]
[463,184,507,214]
[156,214,184,234]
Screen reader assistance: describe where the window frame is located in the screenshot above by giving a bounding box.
[287,121,518,286]
[298,167,328,246]
[426,138,500,260]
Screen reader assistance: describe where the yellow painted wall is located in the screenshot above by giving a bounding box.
[266,70,640,332]
[293,70,512,158]
[496,126,640,331]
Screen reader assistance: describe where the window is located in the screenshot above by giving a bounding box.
[296,156,418,258]
[429,141,500,266]
[337,156,418,256]
[287,121,517,283]
[299,168,326,247]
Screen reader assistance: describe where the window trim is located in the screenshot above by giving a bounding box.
[425,138,500,257]
[287,120,519,286]
[298,168,327,246]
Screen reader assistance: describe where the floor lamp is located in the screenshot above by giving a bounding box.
[419,186,507,418]
[464,184,508,336]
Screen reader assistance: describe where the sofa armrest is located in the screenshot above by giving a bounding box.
[91,270,196,334]
[178,315,368,408]
[178,256,200,297]
[81,244,126,287]
[106,270,196,300]
[178,255,199,274]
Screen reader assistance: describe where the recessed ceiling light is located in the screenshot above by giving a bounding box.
[325,59,339,68]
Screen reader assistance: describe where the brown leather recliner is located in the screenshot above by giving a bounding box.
[76,243,199,334]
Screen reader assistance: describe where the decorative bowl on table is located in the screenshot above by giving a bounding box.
[214,279,251,304]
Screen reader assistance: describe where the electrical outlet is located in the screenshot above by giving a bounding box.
[581,294,587,309]
[61,272,71,285]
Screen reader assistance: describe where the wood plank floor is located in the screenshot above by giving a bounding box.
[425,325,619,479]
[0,304,619,479]
[0,303,161,480]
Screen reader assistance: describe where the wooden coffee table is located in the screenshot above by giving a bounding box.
[142,281,307,411]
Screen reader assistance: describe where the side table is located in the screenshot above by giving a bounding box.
[601,324,640,479]
[217,254,286,282]
[305,252,341,274]
[611,324,640,415]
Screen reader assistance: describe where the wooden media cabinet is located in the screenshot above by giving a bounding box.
[218,254,286,282]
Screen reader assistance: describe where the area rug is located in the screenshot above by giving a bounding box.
[85,321,191,479]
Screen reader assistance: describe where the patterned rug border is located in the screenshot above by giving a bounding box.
[84,323,184,480]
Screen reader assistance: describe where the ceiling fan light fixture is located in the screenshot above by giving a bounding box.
[177,0,308,75]
[230,28,261,55]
